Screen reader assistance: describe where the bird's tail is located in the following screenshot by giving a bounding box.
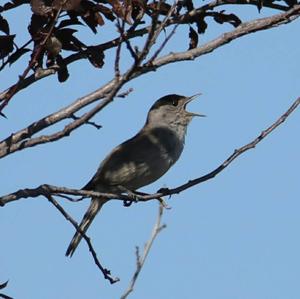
[65,197,106,257]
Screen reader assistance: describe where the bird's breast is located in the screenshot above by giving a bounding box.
[90,126,185,191]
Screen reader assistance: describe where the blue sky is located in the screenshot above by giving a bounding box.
[1,4,300,299]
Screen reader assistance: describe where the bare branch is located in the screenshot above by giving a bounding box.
[0,82,117,158]
[117,88,134,98]
[46,194,119,284]
[0,184,134,207]
[0,0,293,103]
[69,114,102,130]
[146,23,179,65]
[115,19,125,79]
[1,96,299,206]
[0,5,299,160]
[120,204,166,299]
[138,0,178,64]
[158,96,300,196]
[142,5,300,72]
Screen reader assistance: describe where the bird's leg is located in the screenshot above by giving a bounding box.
[117,185,141,207]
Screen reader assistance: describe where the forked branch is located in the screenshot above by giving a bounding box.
[121,204,166,299]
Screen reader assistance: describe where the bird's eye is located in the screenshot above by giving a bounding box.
[172,99,178,106]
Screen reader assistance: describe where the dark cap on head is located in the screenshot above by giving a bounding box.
[150,94,184,111]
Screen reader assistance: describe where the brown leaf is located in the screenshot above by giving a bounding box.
[188,26,198,50]
[80,0,105,33]
[0,15,9,34]
[58,17,83,28]
[0,34,15,59]
[86,45,105,68]
[213,11,242,28]
[28,14,48,39]
[52,0,82,10]
[148,1,172,16]
[96,4,115,21]
[56,54,69,82]
[105,0,131,23]
[106,0,123,17]
[131,0,146,20]
[55,28,85,51]
[195,16,207,34]
[30,0,53,16]
[81,13,99,33]
[94,11,105,25]
[184,0,194,11]
[7,48,31,66]
[283,0,297,6]
[2,2,15,11]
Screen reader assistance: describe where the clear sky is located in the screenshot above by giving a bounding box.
[1,4,300,299]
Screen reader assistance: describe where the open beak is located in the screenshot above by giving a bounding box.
[184,93,206,117]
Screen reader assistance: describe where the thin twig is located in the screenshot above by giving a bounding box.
[46,194,119,284]
[120,204,166,299]
[117,88,134,98]
[146,23,179,66]
[54,193,85,202]
[138,0,178,64]
[115,19,126,79]
[0,184,133,206]
[164,96,300,195]
[120,20,140,62]
[70,114,102,130]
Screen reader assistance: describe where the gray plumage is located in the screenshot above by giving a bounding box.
[66,93,203,257]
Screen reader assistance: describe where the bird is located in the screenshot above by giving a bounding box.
[66,93,204,257]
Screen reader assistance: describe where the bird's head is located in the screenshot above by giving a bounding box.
[146,93,205,128]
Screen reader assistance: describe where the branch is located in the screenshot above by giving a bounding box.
[0,81,117,158]
[142,4,300,71]
[0,3,176,158]
[1,5,299,159]
[147,23,179,65]
[157,96,300,195]
[1,96,299,206]
[120,204,166,299]
[115,19,125,79]
[0,184,135,207]
[46,194,119,284]
[199,0,289,12]
[0,0,290,102]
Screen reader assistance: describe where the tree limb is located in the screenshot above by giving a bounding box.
[46,194,119,284]
[1,5,299,160]
[1,96,299,206]
[0,0,294,102]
